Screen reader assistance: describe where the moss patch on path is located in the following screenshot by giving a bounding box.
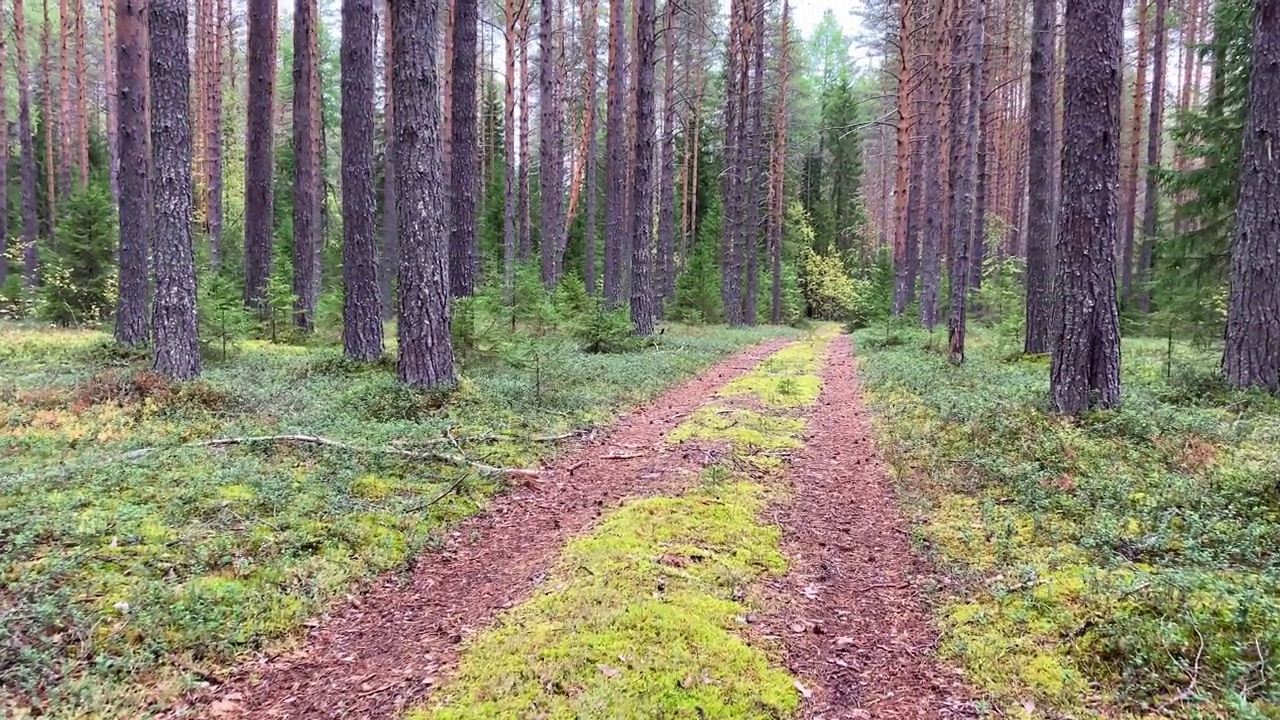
[415,330,836,719]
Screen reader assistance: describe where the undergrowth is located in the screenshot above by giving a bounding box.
[0,319,794,718]
[415,329,836,719]
[854,325,1280,719]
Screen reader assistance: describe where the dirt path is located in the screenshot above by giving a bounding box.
[761,336,974,719]
[175,339,792,720]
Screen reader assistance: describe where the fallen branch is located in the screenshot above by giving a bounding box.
[601,451,646,460]
[122,434,539,480]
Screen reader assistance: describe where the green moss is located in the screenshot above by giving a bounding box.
[416,481,799,720]
[669,407,805,452]
[718,337,829,408]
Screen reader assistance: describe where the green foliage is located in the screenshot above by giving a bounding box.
[856,326,1280,717]
[971,255,1026,341]
[798,245,866,323]
[198,272,256,362]
[575,297,639,354]
[671,198,725,324]
[37,183,118,326]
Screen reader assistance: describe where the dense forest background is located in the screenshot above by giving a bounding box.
[0,0,1276,399]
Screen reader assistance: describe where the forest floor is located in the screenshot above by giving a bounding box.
[8,320,1278,719]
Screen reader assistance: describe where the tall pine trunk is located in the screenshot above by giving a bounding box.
[518,14,532,262]
[59,0,73,194]
[42,0,56,247]
[450,0,479,295]
[244,0,278,312]
[102,0,118,201]
[0,12,7,286]
[1120,0,1149,302]
[947,0,984,364]
[1136,0,1166,313]
[393,0,455,389]
[206,0,225,270]
[1024,0,1056,354]
[381,7,397,315]
[720,0,743,325]
[918,0,944,331]
[629,0,656,334]
[1051,0,1123,413]
[742,0,765,326]
[15,0,39,289]
[656,1,677,306]
[604,0,628,305]
[1222,0,1280,393]
[115,0,149,347]
[582,0,600,295]
[769,0,790,324]
[503,0,519,301]
[149,0,201,380]
[539,0,564,287]
[342,0,384,360]
[292,0,321,330]
[74,0,87,187]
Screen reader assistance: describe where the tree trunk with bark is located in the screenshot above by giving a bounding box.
[0,12,7,286]
[42,0,56,246]
[381,6,397,315]
[1136,0,1166,313]
[206,0,225,270]
[58,0,73,194]
[244,0,278,312]
[518,13,532,261]
[918,0,944,331]
[630,0,656,334]
[292,0,321,330]
[393,0,456,389]
[1120,0,1149,302]
[503,0,519,301]
[656,1,678,306]
[720,0,744,325]
[102,0,118,201]
[583,0,600,295]
[948,0,984,365]
[149,0,201,380]
[450,0,480,296]
[15,0,39,290]
[1222,0,1280,393]
[604,0,628,305]
[538,0,564,287]
[342,0,384,361]
[742,0,765,326]
[1051,0,1123,414]
[74,0,87,187]
[770,0,790,324]
[1024,0,1056,354]
[114,0,149,347]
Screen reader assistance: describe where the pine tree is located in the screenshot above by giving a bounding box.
[450,0,480,295]
[1023,0,1056,354]
[114,0,149,348]
[393,0,456,388]
[1222,0,1280,393]
[629,0,657,334]
[149,0,201,380]
[1051,0,1123,413]
[342,0,384,360]
[244,0,278,312]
